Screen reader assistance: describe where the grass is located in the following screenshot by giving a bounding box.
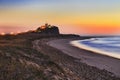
[0,34,69,80]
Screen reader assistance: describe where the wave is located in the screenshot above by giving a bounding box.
[70,37,120,59]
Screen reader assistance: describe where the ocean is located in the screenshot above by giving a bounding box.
[71,37,120,59]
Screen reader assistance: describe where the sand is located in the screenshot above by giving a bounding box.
[48,39,120,77]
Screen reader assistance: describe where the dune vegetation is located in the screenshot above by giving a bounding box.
[0,34,80,80]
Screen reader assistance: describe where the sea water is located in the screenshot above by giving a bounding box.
[71,37,120,59]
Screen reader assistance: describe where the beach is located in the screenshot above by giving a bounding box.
[33,37,120,80]
[47,39,120,77]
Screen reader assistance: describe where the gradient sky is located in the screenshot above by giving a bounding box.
[0,0,120,35]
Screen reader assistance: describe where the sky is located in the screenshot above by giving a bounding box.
[0,0,120,35]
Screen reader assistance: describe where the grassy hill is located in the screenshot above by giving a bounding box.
[0,34,80,80]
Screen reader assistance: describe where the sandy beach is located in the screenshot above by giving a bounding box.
[48,39,120,77]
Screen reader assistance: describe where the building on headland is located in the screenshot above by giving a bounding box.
[36,23,60,35]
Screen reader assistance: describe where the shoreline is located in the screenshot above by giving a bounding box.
[48,38,120,77]
[70,40,120,60]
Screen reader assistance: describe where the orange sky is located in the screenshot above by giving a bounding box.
[0,0,120,35]
[80,25,120,35]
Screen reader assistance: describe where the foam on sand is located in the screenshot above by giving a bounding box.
[70,40,120,59]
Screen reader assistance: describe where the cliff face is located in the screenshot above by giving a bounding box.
[36,24,60,35]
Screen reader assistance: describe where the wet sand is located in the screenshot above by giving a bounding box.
[48,39,120,77]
